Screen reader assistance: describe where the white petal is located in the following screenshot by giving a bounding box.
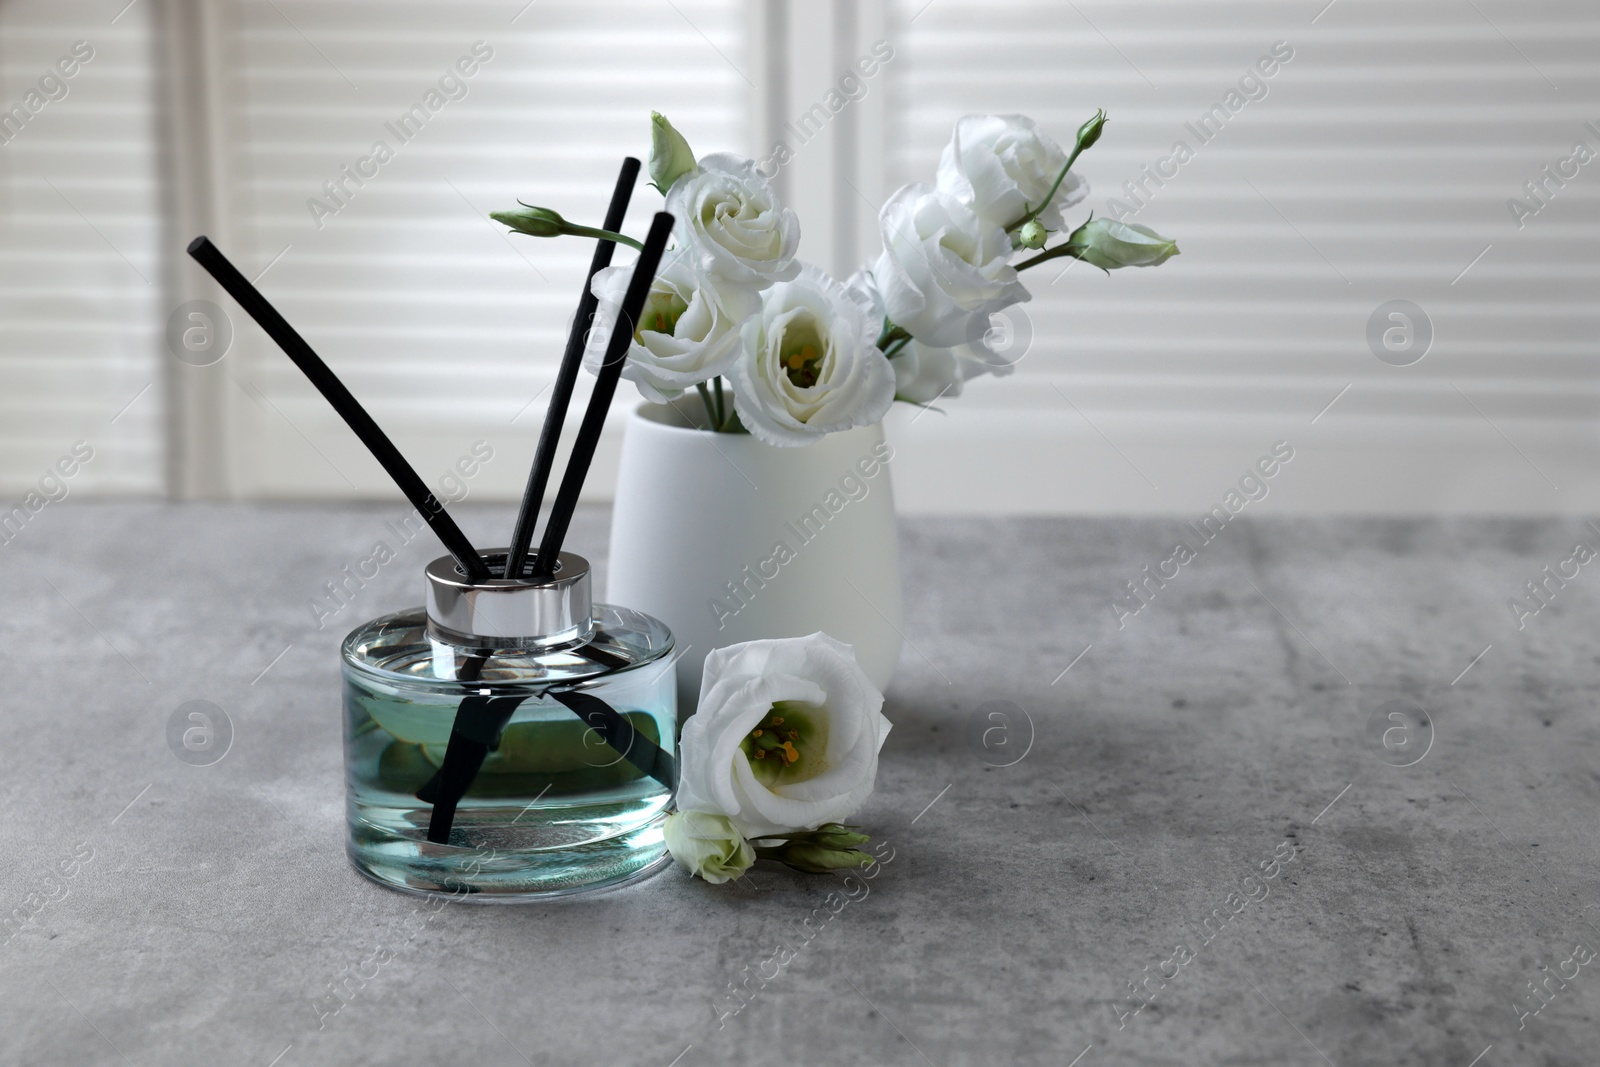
[678,632,891,838]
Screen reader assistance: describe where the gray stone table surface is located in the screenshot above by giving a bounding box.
[1,503,1597,1066]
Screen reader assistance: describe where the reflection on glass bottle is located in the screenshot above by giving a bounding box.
[342,551,676,899]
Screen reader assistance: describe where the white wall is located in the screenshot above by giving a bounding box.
[0,0,164,497]
[190,0,750,505]
[879,0,1600,515]
[0,0,1596,514]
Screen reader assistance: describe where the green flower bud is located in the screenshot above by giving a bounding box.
[1068,218,1179,270]
[664,811,754,884]
[490,203,644,250]
[649,111,698,193]
[1018,219,1049,250]
[489,204,568,239]
[807,823,871,849]
[750,822,871,849]
[1076,108,1107,152]
[766,841,873,875]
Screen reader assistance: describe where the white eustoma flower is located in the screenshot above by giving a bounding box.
[676,633,892,840]
[728,263,895,447]
[873,183,1030,348]
[662,811,754,883]
[937,113,1088,232]
[586,252,758,403]
[844,264,1011,403]
[843,264,886,325]
[891,338,1009,403]
[665,152,801,289]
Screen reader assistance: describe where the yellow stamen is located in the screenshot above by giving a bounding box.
[752,729,762,737]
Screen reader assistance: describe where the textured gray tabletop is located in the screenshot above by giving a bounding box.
[2,503,1597,1066]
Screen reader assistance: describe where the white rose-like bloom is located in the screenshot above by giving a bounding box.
[846,264,946,402]
[585,253,758,403]
[843,264,886,324]
[665,152,801,290]
[844,265,1010,403]
[676,633,892,840]
[937,113,1088,232]
[873,183,1031,348]
[662,811,754,883]
[728,263,895,447]
[891,338,1011,403]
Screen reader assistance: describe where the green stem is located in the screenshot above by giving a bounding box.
[1007,145,1088,233]
[876,321,911,351]
[713,376,727,427]
[695,382,718,430]
[882,335,912,360]
[561,224,645,251]
[1014,241,1087,272]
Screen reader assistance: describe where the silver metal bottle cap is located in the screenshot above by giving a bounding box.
[424,550,593,650]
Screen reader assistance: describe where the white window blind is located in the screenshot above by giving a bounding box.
[877,0,1600,513]
[210,0,748,500]
[0,0,163,496]
[7,0,1597,513]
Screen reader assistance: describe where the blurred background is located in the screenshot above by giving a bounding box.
[1,0,1595,514]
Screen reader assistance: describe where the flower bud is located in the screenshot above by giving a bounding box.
[489,204,567,239]
[1069,218,1179,270]
[649,111,699,193]
[492,204,644,250]
[767,841,873,875]
[1076,109,1107,152]
[807,823,871,849]
[1018,219,1049,250]
[664,811,754,884]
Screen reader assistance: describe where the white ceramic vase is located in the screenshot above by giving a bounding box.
[607,403,903,712]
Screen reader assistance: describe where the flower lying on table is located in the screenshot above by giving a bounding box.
[664,632,892,882]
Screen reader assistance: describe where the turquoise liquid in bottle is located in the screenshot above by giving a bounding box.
[341,552,676,899]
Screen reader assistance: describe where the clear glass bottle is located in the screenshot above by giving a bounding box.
[342,550,676,899]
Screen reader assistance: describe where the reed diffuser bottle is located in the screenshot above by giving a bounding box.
[187,162,678,900]
[343,550,677,898]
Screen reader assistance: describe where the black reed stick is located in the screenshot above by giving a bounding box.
[187,236,492,583]
[503,157,641,580]
[531,212,675,579]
